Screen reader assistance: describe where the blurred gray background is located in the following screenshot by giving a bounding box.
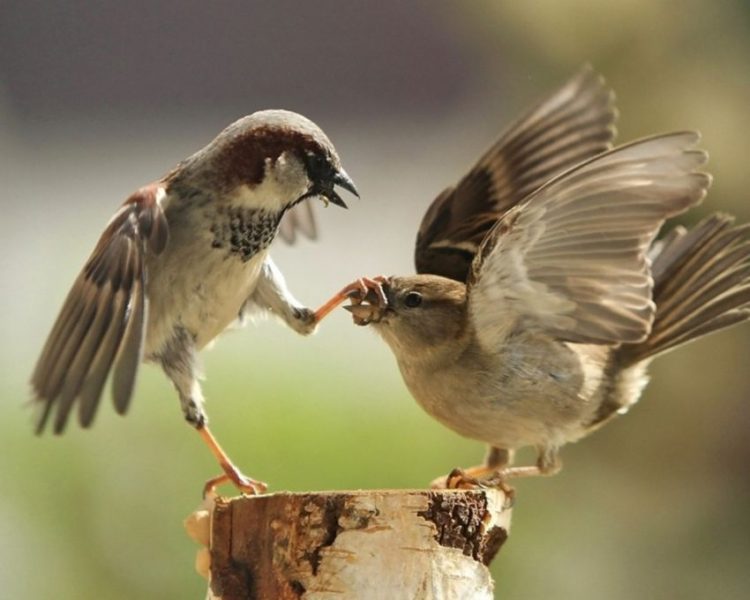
[1,1,749,598]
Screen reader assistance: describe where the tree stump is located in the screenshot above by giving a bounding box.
[187,489,511,600]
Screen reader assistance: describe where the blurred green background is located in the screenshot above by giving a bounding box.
[2,1,749,598]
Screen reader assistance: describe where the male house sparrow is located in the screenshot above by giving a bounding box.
[31,110,359,494]
[342,70,750,490]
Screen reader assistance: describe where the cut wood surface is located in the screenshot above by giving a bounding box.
[189,488,511,600]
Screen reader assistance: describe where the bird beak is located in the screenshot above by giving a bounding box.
[323,168,358,208]
[303,167,359,209]
[332,168,359,198]
[344,303,383,325]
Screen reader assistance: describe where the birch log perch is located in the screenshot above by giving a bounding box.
[187,489,512,600]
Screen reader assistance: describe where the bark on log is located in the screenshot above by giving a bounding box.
[199,489,511,600]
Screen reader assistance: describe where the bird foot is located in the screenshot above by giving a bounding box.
[343,276,390,325]
[314,276,389,324]
[441,468,483,490]
[197,425,268,498]
[431,468,516,508]
[203,466,268,498]
[345,276,390,307]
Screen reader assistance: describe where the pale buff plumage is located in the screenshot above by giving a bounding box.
[346,70,750,487]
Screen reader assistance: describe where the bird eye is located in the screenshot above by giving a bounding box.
[404,291,423,308]
[305,151,329,178]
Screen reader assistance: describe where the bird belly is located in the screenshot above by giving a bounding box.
[144,237,267,356]
[400,367,567,449]
[397,337,605,451]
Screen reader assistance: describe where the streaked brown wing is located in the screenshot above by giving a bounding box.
[31,185,169,433]
[278,201,317,244]
[415,65,617,282]
[467,133,710,350]
[638,214,750,357]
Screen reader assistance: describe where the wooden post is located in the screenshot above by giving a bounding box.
[186,489,512,600]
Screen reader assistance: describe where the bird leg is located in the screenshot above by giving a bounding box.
[475,447,562,505]
[432,447,514,491]
[160,335,268,498]
[198,425,268,497]
[312,276,389,322]
[431,447,561,507]
[496,446,562,480]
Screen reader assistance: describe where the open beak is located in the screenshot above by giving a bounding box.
[322,168,358,208]
[332,168,359,198]
[344,303,382,325]
[302,166,359,209]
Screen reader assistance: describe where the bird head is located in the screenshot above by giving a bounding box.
[346,275,468,356]
[173,109,358,211]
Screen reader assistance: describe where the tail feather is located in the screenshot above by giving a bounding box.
[620,213,750,364]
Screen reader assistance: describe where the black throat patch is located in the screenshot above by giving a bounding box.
[209,205,282,262]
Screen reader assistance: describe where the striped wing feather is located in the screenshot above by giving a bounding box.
[31,186,168,433]
[467,133,711,351]
[415,65,618,282]
[622,214,750,361]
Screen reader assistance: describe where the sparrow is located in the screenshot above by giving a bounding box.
[30,109,359,494]
[339,70,750,492]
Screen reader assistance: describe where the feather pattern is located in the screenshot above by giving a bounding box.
[467,132,711,351]
[415,65,618,282]
[620,214,750,363]
[31,185,168,433]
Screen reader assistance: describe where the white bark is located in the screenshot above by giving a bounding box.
[186,489,511,600]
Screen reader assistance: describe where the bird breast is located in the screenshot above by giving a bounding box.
[393,332,608,450]
[144,193,279,356]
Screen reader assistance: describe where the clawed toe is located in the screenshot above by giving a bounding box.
[235,474,268,496]
[197,426,268,498]
[483,472,516,508]
[446,468,482,490]
[430,468,479,490]
[203,471,268,498]
[430,467,516,508]
[313,276,389,323]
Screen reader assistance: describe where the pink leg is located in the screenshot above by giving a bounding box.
[312,276,388,322]
[199,425,268,497]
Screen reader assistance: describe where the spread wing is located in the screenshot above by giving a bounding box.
[415,65,618,282]
[278,202,317,244]
[31,185,169,433]
[467,133,711,351]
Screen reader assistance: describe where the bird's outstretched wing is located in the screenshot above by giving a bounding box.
[415,65,618,282]
[277,201,317,244]
[31,185,169,433]
[467,133,711,351]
